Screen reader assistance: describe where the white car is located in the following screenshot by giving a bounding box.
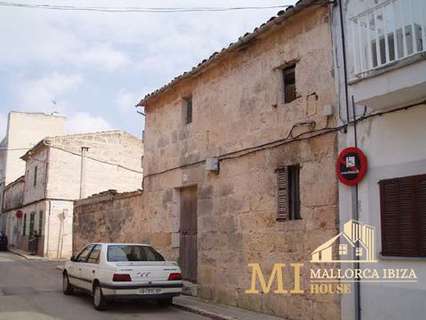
[62,243,183,310]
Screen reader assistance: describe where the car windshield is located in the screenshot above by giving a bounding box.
[107,245,165,262]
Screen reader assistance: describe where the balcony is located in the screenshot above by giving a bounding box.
[348,0,426,111]
[349,0,426,77]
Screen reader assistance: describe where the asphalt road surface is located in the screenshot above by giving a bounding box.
[0,251,208,320]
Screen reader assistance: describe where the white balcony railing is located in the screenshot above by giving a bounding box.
[350,0,426,76]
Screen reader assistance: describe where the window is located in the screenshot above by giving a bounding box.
[38,211,43,235]
[339,244,348,256]
[76,244,95,263]
[22,214,27,236]
[379,174,426,257]
[107,245,165,262]
[356,247,363,257]
[87,244,102,264]
[282,65,296,103]
[29,212,35,236]
[184,97,193,124]
[276,164,301,221]
[33,166,38,187]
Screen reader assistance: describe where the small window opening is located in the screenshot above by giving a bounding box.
[283,65,296,103]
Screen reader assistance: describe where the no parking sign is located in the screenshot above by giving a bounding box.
[336,147,368,186]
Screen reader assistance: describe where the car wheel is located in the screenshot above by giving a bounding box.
[93,283,107,311]
[158,297,173,307]
[62,272,73,295]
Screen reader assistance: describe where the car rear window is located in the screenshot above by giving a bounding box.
[107,245,165,262]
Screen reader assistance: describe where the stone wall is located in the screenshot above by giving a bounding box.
[73,190,140,253]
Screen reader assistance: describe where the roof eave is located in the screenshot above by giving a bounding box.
[136,0,323,108]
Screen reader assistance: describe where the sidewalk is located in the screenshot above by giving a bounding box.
[7,247,48,261]
[173,295,285,320]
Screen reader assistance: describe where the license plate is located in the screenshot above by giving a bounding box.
[139,288,162,295]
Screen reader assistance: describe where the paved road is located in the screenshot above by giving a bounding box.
[0,251,208,320]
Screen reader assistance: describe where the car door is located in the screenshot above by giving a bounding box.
[81,244,102,290]
[70,244,94,290]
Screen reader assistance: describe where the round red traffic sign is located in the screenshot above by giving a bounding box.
[16,210,23,219]
[336,147,368,186]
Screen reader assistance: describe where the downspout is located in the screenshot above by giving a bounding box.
[337,1,361,319]
[44,143,50,257]
[46,200,51,258]
[79,147,89,199]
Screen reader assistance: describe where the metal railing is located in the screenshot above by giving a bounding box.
[349,0,426,75]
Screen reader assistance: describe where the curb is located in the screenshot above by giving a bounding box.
[173,302,236,320]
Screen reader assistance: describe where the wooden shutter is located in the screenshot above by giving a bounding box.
[277,167,289,221]
[380,174,426,257]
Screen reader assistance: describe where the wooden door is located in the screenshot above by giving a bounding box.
[179,186,198,282]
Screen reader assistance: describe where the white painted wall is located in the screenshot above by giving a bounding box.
[339,107,426,320]
[332,1,426,319]
[2,112,65,185]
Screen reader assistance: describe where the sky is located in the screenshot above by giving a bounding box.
[0,0,296,138]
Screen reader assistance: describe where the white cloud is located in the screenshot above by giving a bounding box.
[115,88,138,113]
[0,0,296,136]
[15,73,83,114]
[78,43,131,72]
[65,112,112,133]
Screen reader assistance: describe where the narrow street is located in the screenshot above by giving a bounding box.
[0,252,209,320]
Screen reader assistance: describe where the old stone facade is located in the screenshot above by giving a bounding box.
[140,4,339,319]
[141,2,338,319]
[4,130,143,259]
[73,2,340,318]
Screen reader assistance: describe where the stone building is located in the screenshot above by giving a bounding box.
[73,1,340,318]
[0,111,65,231]
[135,1,338,318]
[3,130,143,259]
[332,0,426,319]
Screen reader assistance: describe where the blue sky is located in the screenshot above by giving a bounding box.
[0,0,296,138]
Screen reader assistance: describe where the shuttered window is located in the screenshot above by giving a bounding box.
[277,165,301,221]
[379,174,426,257]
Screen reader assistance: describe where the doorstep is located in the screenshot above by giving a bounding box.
[173,295,286,320]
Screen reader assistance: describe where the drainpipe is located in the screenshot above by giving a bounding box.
[79,147,89,199]
[337,1,361,319]
[46,200,51,258]
[351,95,361,320]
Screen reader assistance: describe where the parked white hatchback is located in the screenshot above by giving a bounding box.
[62,243,183,310]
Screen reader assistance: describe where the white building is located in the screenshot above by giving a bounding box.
[0,112,66,231]
[332,0,426,319]
[3,130,143,259]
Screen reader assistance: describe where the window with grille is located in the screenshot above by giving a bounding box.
[276,165,301,221]
[282,65,296,103]
[379,174,426,257]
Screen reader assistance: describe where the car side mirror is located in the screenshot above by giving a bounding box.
[70,255,76,262]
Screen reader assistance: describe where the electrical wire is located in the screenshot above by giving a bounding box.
[0,2,292,13]
[143,101,426,179]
